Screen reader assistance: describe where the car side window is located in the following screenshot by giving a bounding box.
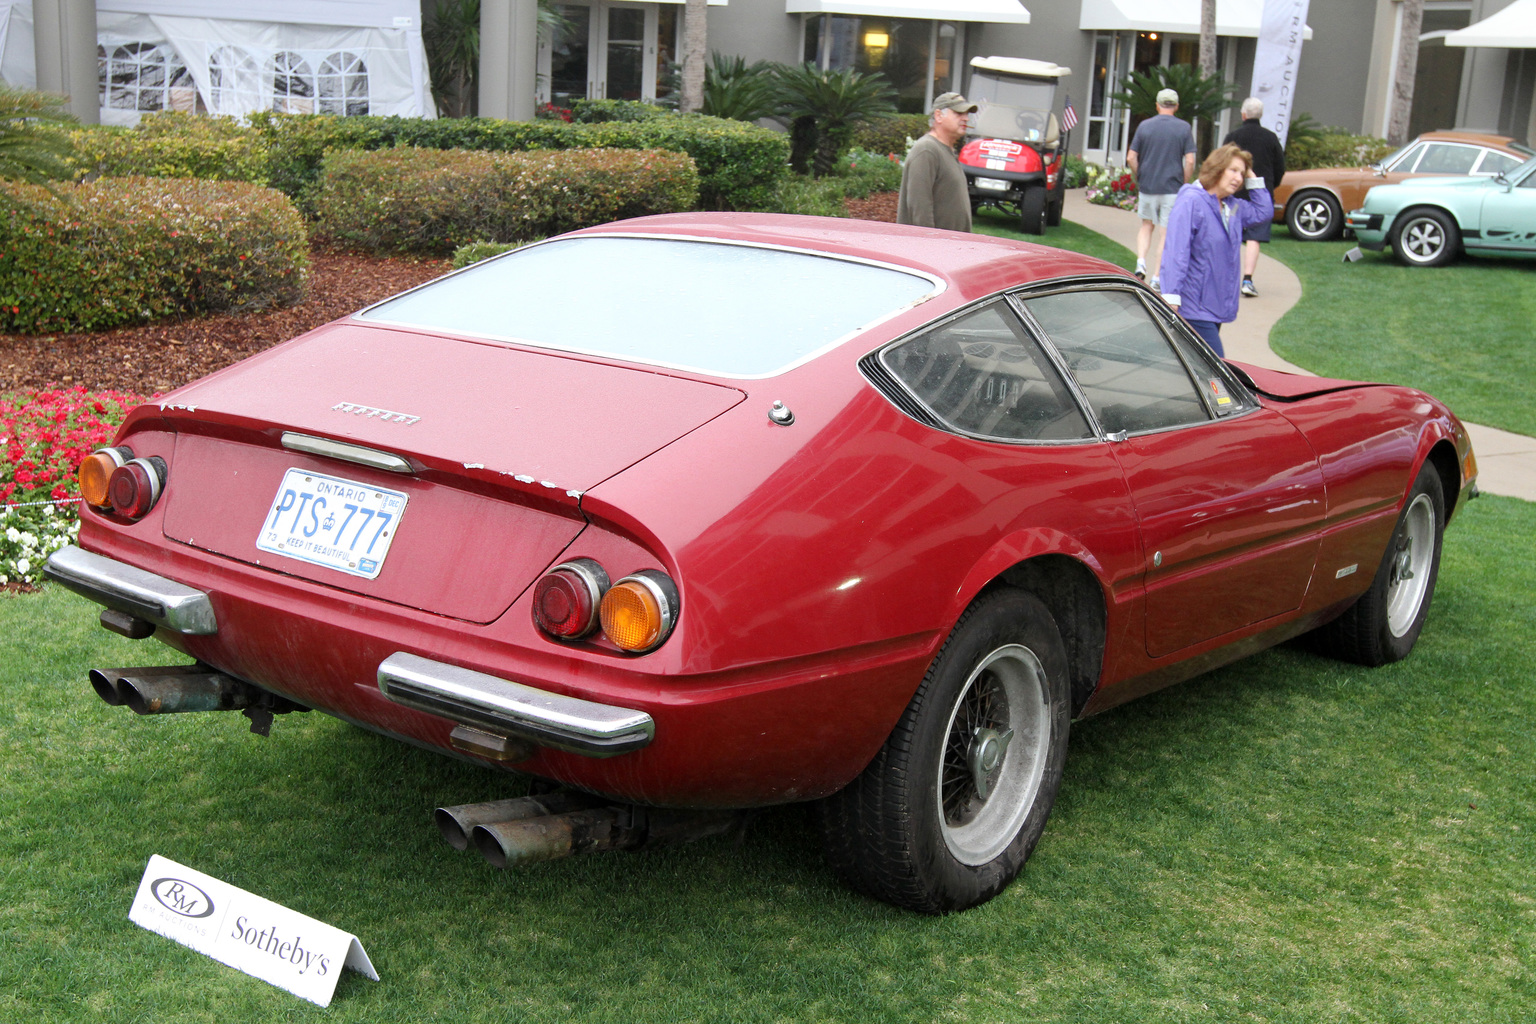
[1387,143,1424,172]
[1416,144,1479,174]
[1149,302,1257,418]
[1476,150,1522,176]
[878,302,1093,442]
[1020,289,1211,435]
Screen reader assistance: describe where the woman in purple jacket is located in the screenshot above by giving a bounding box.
[1158,143,1273,356]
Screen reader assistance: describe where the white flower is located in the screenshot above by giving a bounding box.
[15,558,29,575]
[4,526,20,543]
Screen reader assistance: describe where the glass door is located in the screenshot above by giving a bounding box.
[538,2,669,106]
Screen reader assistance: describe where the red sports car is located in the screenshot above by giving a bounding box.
[47,214,1476,913]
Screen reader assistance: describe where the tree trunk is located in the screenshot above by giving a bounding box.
[1198,0,1218,158]
[1387,0,1424,145]
[680,0,707,113]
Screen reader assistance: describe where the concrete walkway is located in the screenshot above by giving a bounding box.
[1062,190,1536,502]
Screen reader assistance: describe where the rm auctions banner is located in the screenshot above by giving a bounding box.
[1250,0,1311,148]
[129,855,378,1007]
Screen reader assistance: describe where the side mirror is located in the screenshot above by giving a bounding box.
[1494,171,1511,187]
[1371,164,1386,178]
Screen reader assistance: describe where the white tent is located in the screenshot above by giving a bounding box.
[0,0,432,123]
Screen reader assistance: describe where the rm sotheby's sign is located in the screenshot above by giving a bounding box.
[129,854,378,1007]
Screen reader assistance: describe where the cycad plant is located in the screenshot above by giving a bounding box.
[773,63,897,177]
[0,86,75,187]
[1111,64,1237,157]
[702,53,778,123]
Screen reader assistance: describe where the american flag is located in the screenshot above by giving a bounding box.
[1061,95,1078,132]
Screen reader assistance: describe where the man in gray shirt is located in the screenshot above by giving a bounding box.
[897,92,977,232]
[1127,88,1195,287]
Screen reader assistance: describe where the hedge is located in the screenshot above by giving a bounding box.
[68,112,274,184]
[1286,130,1396,171]
[852,114,929,157]
[309,147,699,255]
[250,111,786,211]
[0,177,308,334]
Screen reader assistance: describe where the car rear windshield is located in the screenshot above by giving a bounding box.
[357,236,939,378]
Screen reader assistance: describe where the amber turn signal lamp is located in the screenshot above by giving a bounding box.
[108,456,167,520]
[79,446,132,509]
[600,570,679,653]
[531,559,609,640]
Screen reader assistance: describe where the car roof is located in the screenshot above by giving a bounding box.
[573,213,1128,305]
[1418,129,1532,153]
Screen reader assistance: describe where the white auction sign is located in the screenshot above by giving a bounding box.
[1250,0,1312,148]
[128,855,378,1008]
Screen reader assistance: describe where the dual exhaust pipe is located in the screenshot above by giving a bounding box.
[436,793,741,869]
[87,664,307,735]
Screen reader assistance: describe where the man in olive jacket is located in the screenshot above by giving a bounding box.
[1223,97,1286,296]
[897,92,978,232]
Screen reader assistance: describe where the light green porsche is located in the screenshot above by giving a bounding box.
[1346,154,1536,266]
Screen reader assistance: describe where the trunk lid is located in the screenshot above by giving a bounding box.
[155,323,745,622]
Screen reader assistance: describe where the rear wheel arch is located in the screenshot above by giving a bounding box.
[996,555,1106,718]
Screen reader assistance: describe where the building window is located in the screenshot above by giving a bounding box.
[318,51,370,116]
[271,52,316,114]
[98,42,195,113]
[208,45,260,115]
[802,14,958,114]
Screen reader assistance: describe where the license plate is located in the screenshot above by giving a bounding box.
[256,469,408,579]
[976,177,1009,191]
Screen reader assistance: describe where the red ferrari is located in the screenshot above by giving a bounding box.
[47,214,1476,913]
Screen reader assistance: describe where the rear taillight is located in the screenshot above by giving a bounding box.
[600,570,679,653]
[79,446,133,510]
[531,559,609,639]
[107,456,167,520]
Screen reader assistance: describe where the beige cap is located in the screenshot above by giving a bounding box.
[1156,88,1179,107]
[933,92,979,113]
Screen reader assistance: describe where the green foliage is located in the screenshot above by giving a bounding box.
[567,99,668,123]
[1284,118,1395,170]
[702,54,779,124]
[68,111,273,185]
[773,63,898,177]
[1062,152,1089,189]
[310,146,698,255]
[0,86,76,187]
[838,147,903,196]
[850,113,930,157]
[424,0,481,117]
[449,239,537,268]
[0,177,308,333]
[248,111,786,212]
[1112,64,1237,131]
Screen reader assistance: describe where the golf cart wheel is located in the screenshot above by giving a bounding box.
[1019,187,1047,235]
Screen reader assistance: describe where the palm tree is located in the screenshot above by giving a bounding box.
[1111,65,1237,158]
[680,0,707,113]
[702,54,778,123]
[0,87,75,187]
[773,63,897,177]
[1387,0,1424,145]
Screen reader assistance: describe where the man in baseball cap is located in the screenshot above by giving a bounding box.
[897,92,978,232]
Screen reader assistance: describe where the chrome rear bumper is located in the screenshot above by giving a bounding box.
[43,544,218,635]
[377,652,654,758]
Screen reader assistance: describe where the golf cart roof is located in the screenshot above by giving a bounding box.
[969,56,1071,79]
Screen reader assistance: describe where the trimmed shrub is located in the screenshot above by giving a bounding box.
[450,239,538,269]
[68,111,273,184]
[310,146,699,255]
[0,177,308,333]
[252,112,786,211]
[838,148,903,197]
[852,113,929,157]
[568,99,668,123]
[1286,128,1395,171]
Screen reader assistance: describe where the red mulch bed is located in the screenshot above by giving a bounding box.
[0,249,451,397]
[845,191,899,223]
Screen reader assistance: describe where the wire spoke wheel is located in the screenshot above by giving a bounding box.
[938,645,1050,865]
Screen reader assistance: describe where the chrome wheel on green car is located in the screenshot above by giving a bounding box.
[1391,208,1460,266]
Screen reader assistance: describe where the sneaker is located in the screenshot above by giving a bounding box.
[1150,276,1160,292]
[1135,260,1147,281]
[1241,278,1258,297]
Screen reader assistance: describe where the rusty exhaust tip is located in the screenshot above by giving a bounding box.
[435,791,597,851]
[88,669,129,706]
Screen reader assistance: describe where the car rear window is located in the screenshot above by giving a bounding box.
[357,236,939,377]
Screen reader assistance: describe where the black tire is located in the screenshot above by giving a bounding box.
[1019,186,1047,235]
[1285,190,1343,241]
[1046,188,1064,227]
[1390,208,1460,267]
[1310,462,1445,666]
[819,588,1071,913]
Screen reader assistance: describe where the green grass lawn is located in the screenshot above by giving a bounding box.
[3,503,1534,1022]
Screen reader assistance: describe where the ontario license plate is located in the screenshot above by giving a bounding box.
[976,177,1009,191]
[256,469,408,579]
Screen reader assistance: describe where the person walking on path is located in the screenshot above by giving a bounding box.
[897,92,978,232]
[1159,143,1274,357]
[1223,97,1286,297]
[1126,88,1195,288]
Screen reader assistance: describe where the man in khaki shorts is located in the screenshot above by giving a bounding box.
[1126,88,1195,289]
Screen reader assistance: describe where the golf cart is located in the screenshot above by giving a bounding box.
[960,56,1072,235]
